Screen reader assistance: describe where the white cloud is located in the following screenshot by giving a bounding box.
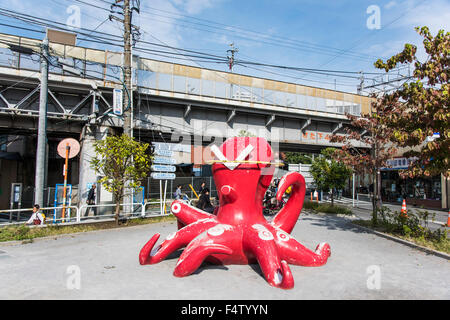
[395,0,450,33]
[384,1,398,10]
[0,0,226,55]
[364,40,407,59]
[179,0,223,15]
[363,0,449,63]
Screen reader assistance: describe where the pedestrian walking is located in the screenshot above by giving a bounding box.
[196,188,214,214]
[174,184,183,200]
[84,184,97,217]
[198,181,206,196]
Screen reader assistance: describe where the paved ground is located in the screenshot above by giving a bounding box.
[0,213,448,300]
[323,197,449,230]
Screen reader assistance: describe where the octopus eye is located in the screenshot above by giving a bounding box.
[211,144,254,170]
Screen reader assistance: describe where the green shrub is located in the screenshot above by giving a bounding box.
[303,201,319,210]
[303,201,352,215]
[361,206,449,253]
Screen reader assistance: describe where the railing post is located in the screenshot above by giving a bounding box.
[77,205,81,222]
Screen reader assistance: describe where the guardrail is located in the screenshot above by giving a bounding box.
[0,206,79,226]
[0,201,174,227]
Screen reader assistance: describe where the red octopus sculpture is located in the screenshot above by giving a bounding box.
[139,137,331,289]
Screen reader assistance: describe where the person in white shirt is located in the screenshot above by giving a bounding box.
[25,204,44,226]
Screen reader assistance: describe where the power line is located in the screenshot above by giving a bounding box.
[0,7,413,95]
[0,18,383,83]
[0,7,122,42]
[317,0,428,69]
[134,3,383,62]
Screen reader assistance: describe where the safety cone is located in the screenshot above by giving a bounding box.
[401,199,407,217]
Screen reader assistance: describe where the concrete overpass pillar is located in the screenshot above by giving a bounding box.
[78,125,112,217]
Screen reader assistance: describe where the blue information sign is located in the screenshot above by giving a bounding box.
[151,165,176,172]
[153,156,176,165]
[151,172,176,180]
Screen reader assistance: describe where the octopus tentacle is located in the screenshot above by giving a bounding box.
[243,224,294,289]
[139,218,218,265]
[173,224,235,277]
[277,234,331,267]
[271,172,306,234]
[171,200,215,229]
[173,243,233,277]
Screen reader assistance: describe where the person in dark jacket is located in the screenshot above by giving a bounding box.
[84,184,97,217]
[196,188,214,214]
[198,181,206,196]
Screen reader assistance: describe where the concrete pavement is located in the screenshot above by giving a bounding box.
[0,212,448,300]
[322,197,448,229]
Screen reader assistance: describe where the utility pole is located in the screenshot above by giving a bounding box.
[109,0,140,210]
[227,43,238,99]
[123,0,133,137]
[227,43,239,72]
[110,0,140,137]
[357,71,364,94]
[34,37,49,207]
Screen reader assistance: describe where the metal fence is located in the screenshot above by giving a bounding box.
[0,200,169,227]
[0,177,207,227]
[146,176,217,202]
[0,206,79,226]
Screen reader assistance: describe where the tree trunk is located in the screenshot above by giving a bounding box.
[372,169,378,226]
[115,200,121,225]
[331,190,334,206]
[377,169,382,208]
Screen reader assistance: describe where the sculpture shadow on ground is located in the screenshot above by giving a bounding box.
[299,213,372,235]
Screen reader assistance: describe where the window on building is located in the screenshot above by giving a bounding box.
[0,135,7,151]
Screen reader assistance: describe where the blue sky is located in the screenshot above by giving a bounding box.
[1,0,449,93]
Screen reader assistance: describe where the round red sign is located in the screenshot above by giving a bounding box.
[57,138,80,159]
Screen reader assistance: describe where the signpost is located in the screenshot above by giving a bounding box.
[151,143,178,215]
[57,138,80,222]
